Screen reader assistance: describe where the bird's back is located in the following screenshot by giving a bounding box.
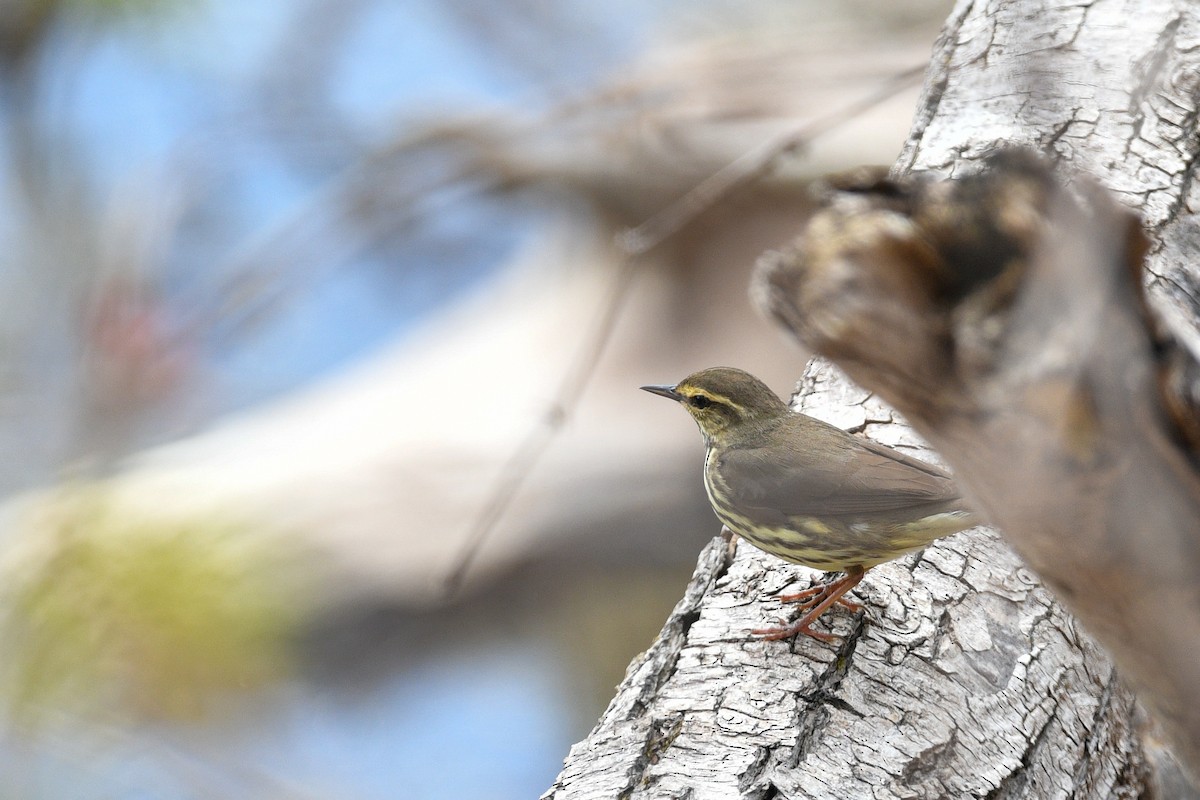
[705,412,976,570]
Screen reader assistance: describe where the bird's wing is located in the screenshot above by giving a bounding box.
[714,419,960,519]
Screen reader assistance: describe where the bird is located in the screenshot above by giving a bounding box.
[642,367,978,642]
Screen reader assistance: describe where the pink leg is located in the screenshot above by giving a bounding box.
[720,526,740,560]
[778,581,862,613]
[752,567,866,643]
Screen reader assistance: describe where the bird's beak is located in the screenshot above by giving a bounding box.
[640,383,681,402]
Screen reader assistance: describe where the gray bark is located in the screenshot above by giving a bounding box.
[546,0,1200,797]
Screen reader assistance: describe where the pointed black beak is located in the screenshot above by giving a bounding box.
[640,383,681,401]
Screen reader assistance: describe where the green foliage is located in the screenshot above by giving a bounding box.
[0,489,308,727]
[63,0,193,17]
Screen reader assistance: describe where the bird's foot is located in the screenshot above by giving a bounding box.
[753,568,866,644]
[777,582,862,613]
[751,620,839,643]
[720,526,740,560]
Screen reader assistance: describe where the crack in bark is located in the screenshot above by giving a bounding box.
[1069,667,1140,797]
[1057,0,1092,50]
[790,696,833,769]
[723,606,873,798]
[738,746,773,795]
[984,699,1062,800]
[625,537,733,720]
[1150,272,1200,323]
[897,0,975,174]
[1043,119,1074,156]
[1128,13,1198,232]
[900,726,961,788]
[603,540,738,799]
[1025,604,1055,645]
[790,614,868,765]
[617,714,688,800]
[1159,117,1199,230]
[924,607,955,663]
[747,781,780,800]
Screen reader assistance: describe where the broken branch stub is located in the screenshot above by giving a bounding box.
[754,150,1200,779]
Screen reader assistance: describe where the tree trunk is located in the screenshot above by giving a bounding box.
[545,0,1200,797]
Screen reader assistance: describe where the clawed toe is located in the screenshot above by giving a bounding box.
[751,622,838,643]
[753,567,866,644]
[779,589,862,613]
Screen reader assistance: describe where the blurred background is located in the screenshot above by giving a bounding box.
[0,0,951,796]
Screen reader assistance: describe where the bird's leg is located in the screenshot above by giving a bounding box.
[720,526,740,560]
[752,566,866,642]
[778,575,862,613]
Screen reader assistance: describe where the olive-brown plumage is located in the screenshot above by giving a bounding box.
[642,367,977,641]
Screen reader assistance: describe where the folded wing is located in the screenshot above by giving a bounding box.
[714,415,961,520]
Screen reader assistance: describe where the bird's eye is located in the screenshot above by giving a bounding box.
[690,394,712,410]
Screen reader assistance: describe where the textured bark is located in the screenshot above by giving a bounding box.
[756,152,1200,781]
[545,363,1147,799]
[898,0,1200,323]
[757,0,1200,788]
[546,1,1200,797]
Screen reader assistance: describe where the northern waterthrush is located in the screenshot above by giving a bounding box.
[642,367,978,642]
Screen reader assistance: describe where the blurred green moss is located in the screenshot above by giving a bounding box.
[62,0,191,16]
[0,488,309,727]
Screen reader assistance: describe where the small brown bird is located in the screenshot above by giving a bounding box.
[642,367,977,642]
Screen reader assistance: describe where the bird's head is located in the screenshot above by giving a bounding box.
[641,367,789,443]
